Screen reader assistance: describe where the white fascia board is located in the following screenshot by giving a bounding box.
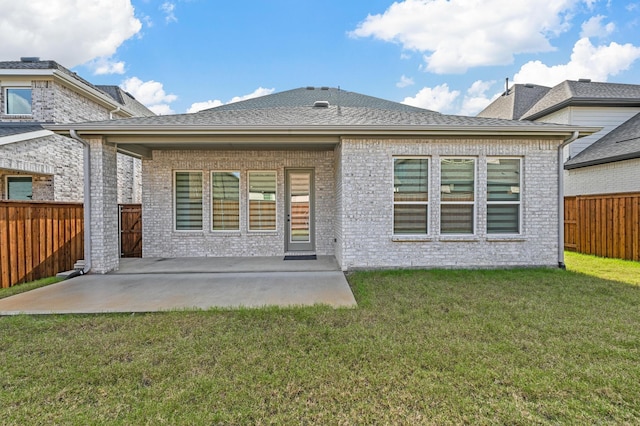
[0,130,54,145]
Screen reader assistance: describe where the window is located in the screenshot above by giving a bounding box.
[5,88,32,115]
[7,176,33,200]
[440,158,475,234]
[487,158,521,234]
[174,171,203,231]
[393,158,429,234]
[212,171,240,231]
[248,171,276,231]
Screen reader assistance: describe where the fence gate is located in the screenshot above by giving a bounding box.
[119,204,142,258]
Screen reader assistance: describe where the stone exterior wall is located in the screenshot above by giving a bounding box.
[565,158,640,196]
[142,149,335,257]
[337,137,563,270]
[0,79,142,202]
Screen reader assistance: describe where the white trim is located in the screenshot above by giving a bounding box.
[173,170,204,232]
[0,130,54,145]
[392,156,430,237]
[211,170,241,232]
[3,87,33,116]
[247,170,277,232]
[440,157,477,236]
[486,157,523,235]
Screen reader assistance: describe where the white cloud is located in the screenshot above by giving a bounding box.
[396,75,415,88]
[187,100,223,113]
[580,15,615,38]
[88,57,126,75]
[228,87,275,104]
[121,77,177,115]
[0,0,141,69]
[350,0,587,73]
[459,80,499,116]
[161,2,177,23]
[402,84,460,113]
[187,87,276,113]
[514,38,640,86]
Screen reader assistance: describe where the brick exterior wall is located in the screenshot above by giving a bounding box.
[565,158,640,196]
[142,149,336,257]
[337,137,563,270]
[141,137,564,270]
[0,79,142,202]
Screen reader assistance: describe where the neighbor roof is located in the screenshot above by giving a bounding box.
[565,112,640,169]
[521,80,640,120]
[96,85,155,117]
[477,84,550,120]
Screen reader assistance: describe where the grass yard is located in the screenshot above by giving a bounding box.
[1,257,639,424]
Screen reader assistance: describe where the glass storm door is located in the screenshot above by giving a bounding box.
[285,169,314,252]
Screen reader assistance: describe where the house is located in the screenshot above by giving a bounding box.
[0,57,155,202]
[47,87,597,273]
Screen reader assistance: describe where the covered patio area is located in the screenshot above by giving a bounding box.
[0,256,357,315]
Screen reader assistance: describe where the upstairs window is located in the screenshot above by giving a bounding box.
[487,158,521,234]
[440,158,475,234]
[5,88,32,115]
[393,158,429,235]
[7,176,33,200]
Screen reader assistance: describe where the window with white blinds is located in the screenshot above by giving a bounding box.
[487,158,521,234]
[174,171,203,231]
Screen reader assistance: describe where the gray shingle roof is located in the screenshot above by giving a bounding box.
[51,87,582,130]
[96,85,155,117]
[477,84,550,120]
[522,80,640,120]
[0,123,45,138]
[565,112,640,169]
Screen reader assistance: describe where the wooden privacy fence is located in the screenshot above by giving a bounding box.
[0,201,84,288]
[564,193,640,261]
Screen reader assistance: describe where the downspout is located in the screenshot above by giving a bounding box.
[109,106,121,120]
[558,131,579,269]
[70,129,92,274]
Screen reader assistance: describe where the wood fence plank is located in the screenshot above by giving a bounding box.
[9,207,19,287]
[16,206,26,284]
[0,206,9,288]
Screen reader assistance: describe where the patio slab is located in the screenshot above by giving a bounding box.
[0,257,357,315]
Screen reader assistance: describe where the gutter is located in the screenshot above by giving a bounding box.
[557,131,579,269]
[69,130,92,274]
[109,106,121,120]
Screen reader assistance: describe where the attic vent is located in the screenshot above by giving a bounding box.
[20,57,40,62]
[578,78,591,82]
[524,83,535,88]
[306,86,315,90]
[320,86,330,90]
[313,101,330,108]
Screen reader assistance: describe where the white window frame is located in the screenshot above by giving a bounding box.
[4,86,33,116]
[392,156,430,236]
[5,175,33,200]
[211,170,241,232]
[173,170,203,232]
[440,157,477,235]
[247,171,277,232]
[486,157,522,235]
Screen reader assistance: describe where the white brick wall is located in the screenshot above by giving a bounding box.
[565,158,640,196]
[141,137,564,270]
[337,138,562,270]
[142,149,336,257]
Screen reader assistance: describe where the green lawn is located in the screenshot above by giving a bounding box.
[0,276,63,299]
[1,257,639,424]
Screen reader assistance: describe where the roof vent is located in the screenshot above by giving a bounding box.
[20,57,40,62]
[320,86,330,90]
[313,100,330,108]
[306,86,315,90]
[578,78,591,83]
[524,83,535,88]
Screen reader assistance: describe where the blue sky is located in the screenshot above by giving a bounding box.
[1,0,639,115]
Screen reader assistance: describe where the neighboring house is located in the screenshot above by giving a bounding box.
[48,87,596,273]
[0,57,155,202]
[478,79,640,196]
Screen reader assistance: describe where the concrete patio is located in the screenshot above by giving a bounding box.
[0,256,357,315]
